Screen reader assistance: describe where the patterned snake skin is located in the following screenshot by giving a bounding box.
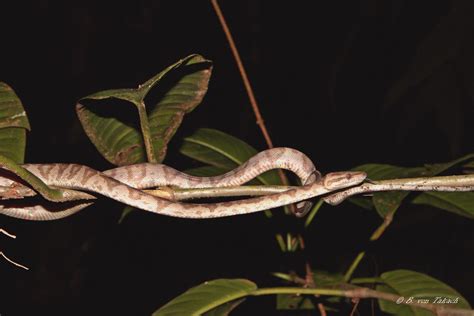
[0,148,366,221]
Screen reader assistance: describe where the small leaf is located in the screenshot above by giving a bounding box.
[152,279,256,316]
[0,82,31,163]
[180,128,280,185]
[77,54,212,166]
[377,269,471,316]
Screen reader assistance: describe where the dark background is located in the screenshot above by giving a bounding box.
[1,0,474,315]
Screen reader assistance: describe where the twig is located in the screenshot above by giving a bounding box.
[251,286,474,315]
[1,227,29,270]
[305,263,327,316]
[210,0,291,192]
[0,251,29,270]
[145,185,294,200]
[1,228,16,239]
[350,298,360,316]
[324,174,474,205]
[210,0,273,148]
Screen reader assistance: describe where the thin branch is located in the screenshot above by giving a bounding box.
[251,286,474,316]
[324,175,474,205]
[145,185,294,200]
[344,251,366,282]
[137,100,157,163]
[1,228,29,270]
[350,298,360,316]
[209,0,291,193]
[0,251,29,270]
[210,0,273,148]
[1,228,16,239]
[305,263,327,316]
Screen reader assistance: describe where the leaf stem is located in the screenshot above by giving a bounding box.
[344,251,366,282]
[137,101,157,163]
[251,287,343,296]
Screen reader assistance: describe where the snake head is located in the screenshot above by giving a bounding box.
[323,171,367,190]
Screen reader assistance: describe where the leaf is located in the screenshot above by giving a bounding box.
[77,54,212,166]
[412,192,474,219]
[0,82,31,163]
[377,269,471,316]
[376,284,412,315]
[152,279,256,316]
[180,128,280,185]
[203,299,246,316]
[384,0,474,108]
[354,153,474,217]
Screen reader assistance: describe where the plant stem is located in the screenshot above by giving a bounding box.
[344,251,366,281]
[251,287,343,296]
[251,286,474,315]
[136,101,157,163]
[210,0,291,192]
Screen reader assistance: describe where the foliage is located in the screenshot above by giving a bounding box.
[1,49,473,315]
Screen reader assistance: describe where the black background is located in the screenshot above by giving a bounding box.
[1,1,474,315]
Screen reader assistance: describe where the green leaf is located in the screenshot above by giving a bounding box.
[354,153,474,217]
[412,191,474,219]
[77,54,212,166]
[376,284,413,315]
[377,269,471,316]
[180,128,280,185]
[0,82,31,163]
[152,279,256,316]
[203,299,246,316]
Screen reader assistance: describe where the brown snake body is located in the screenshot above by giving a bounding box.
[0,148,369,221]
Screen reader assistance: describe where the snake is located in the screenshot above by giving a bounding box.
[0,148,367,221]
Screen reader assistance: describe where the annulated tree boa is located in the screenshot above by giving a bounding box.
[0,148,367,221]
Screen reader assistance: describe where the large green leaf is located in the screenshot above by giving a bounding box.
[76,54,212,166]
[180,128,280,185]
[152,279,256,316]
[377,269,471,316]
[0,82,31,163]
[354,153,474,217]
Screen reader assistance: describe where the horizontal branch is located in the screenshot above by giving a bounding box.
[251,286,474,315]
[324,174,474,205]
[1,172,474,212]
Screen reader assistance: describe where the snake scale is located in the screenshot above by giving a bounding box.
[0,148,367,221]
